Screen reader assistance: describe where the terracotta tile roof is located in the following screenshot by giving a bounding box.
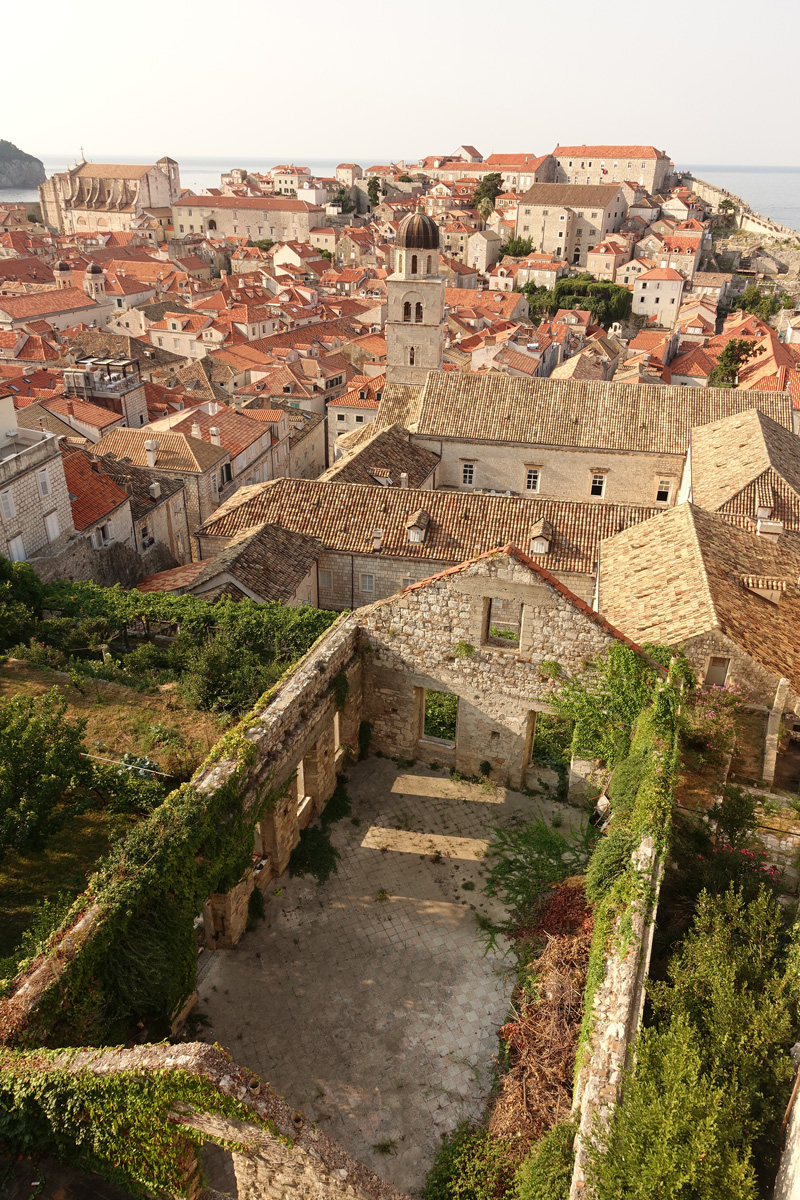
[371,370,792,454]
[138,522,320,602]
[61,445,131,530]
[42,395,122,430]
[320,424,439,488]
[197,477,662,578]
[169,407,267,457]
[519,183,624,208]
[553,145,667,159]
[0,288,97,320]
[597,503,800,692]
[94,426,228,473]
[669,345,717,379]
[634,267,685,282]
[689,409,800,528]
[90,452,184,521]
[173,196,321,213]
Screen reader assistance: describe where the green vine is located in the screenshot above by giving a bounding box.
[327,672,350,711]
[0,1051,289,1196]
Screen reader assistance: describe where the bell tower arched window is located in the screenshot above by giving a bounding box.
[426,255,432,274]
[409,347,416,366]
[403,301,411,322]
[415,302,423,323]
[411,254,418,274]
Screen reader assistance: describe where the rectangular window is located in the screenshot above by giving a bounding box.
[37,467,50,498]
[355,415,364,423]
[0,489,15,520]
[422,689,458,744]
[44,511,59,542]
[402,577,414,589]
[484,597,522,649]
[462,462,475,486]
[319,569,332,589]
[656,479,671,502]
[8,534,25,562]
[590,473,606,497]
[525,468,540,492]
[360,573,374,594]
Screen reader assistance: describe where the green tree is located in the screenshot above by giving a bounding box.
[367,177,380,208]
[718,198,735,215]
[398,174,413,183]
[735,283,787,320]
[707,337,764,387]
[471,172,503,219]
[500,236,533,257]
[252,238,274,252]
[319,248,332,262]
[0,555,44,651]
[332,188,355,214]
[589,1022,757,1200]
[0,689,92,862]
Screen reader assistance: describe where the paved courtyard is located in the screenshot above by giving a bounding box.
[197,757,571,1195]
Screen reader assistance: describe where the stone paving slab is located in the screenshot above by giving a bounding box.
[197,758,570,1196]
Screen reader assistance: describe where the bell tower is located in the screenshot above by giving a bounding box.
[386,211,444,385]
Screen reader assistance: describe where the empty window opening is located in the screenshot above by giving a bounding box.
[415,302,423,323]
[411,254,418,274]
[403,300,411,322]
[656,479,671,503]
[484,597,522,648]
[295,759,313,822]
[705,656,730,687]
[590,473,606,497]
[423,690,458,744]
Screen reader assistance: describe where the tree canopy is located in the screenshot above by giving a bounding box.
[707,337,764,388]
[471,172,503,218]
[500,236,533,258]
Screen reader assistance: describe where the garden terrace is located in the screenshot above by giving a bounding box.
[0,545,667,1198]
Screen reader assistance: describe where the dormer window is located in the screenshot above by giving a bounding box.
[406,508,430,544]
[756,505,772,521]
[528,518,553,555]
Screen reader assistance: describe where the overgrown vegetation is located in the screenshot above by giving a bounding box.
[0,1053,284,1196]
[422,1122,517,1200]
[523,274,632,328]
[424,690,459,741]
[1,565,338,720]
[589,888,798,1198]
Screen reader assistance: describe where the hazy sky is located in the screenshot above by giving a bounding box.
[9,0,799,167]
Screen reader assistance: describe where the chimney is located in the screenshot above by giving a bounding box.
[233,395,243,413]
[66,399,75,416]
[191,421,202,439]
[210,426,221,446]
[399,471,409,488]
[149,481,162,500]
[372,528,382,552]
[145,439,158,468]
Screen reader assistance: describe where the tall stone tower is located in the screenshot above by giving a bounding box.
[83,261,106,300]
[386,211,444,385]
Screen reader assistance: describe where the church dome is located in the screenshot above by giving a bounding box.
[86,261,104,275]
[54,260,71,272]
[396,211,439,251]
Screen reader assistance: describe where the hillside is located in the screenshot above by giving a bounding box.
[0,139,45,189]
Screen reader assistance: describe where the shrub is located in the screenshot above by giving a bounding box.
[422,1124,517,1200]
[247,886,266,929]
[424,691,458,740]
[515,1121,576,1200]
[584,827,639,904]
[288,825,340,886]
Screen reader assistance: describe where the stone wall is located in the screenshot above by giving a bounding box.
[359,550,620,785]
[29,532,157,588]
[0,1042,409,1200]
[569,837,662,1199]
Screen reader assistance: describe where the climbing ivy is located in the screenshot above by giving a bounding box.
[0,1050,288,1196]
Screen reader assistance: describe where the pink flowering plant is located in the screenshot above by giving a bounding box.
[685,680,755,760]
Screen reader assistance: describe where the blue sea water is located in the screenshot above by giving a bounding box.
[3,154,799,234]
[681,163,800,233]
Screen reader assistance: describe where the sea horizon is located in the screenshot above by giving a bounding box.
[2,155,798,232]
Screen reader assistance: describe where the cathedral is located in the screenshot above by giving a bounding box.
[385,210,445,385]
